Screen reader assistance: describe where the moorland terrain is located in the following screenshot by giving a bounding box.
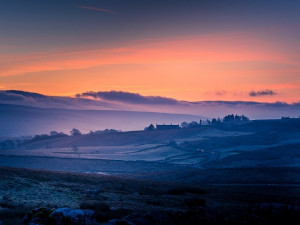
[0,118,300,224]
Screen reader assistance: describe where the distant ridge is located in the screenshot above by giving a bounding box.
[0,103,205,137]
[1,90,299,120]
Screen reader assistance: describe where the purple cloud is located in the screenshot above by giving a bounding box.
[249,90,277,97]
[76,91,178,105]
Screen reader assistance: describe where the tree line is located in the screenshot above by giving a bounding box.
[0,128,119,150]
[181,114,249,128]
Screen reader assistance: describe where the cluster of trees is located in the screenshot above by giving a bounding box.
[222,114,250,123]
[0,128,121,150]
[31,131,68,141]
[144,115,250,131]
[70,128,119,136]
[207,114,249,126]
[28,127,120,139]
[88,129,118,135]
[0,131,69,150]
[181,114,250,128]
[0,139,22,149]
[181,121,203,128]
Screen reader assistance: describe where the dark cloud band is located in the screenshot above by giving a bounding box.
[249,90,276,97]
[76,91,178,105]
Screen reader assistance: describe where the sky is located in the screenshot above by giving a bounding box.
[0,0,299,103]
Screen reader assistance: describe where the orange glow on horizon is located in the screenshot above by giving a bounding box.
[0,32,299,103]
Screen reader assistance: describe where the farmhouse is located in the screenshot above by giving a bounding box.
[156,124,180,130]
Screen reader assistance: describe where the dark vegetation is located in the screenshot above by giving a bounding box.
[79,200,132,223]
[0,131,68,150]
[204,143,300,168]
[180,130,281,151]
[0,167,299,225]
[0,128,119,150]
[145,114,250,130]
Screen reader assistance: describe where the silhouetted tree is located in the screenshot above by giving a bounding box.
[70,128,81,136]
[50,131,59,136]
[223,114,235,123]
[189,121,199,128]
[235,115,241,122]
[241,115,250,122]
[0,140,17,149]
[72,145,79,154]
[180,122,189,128]
[223,114,249,123]
[32,134,50,141]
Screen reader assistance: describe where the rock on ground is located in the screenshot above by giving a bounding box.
[22,207,99,225]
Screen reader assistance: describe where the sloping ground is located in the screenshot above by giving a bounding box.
[203,143,300,168]
[138,167,300,184]
[179,130,297,152]
[1,155,299,185]
[1,120,299,176]
[0,155,192,175]
[2,127,298,169]
[0,103,205,136]
[1,144,208,165]
[15,127,224,149]
[0,166,202,224]
[0,128,251,168]
[220,119,300,133]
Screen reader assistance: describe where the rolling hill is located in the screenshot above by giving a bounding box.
[0,103,204,136]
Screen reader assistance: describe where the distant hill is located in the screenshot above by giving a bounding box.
[0,103,204,136]
[1,90,300,121]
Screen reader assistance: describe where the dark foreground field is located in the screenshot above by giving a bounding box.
[1,167,300,225]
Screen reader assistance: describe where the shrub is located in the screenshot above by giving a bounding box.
[184,198,206,208]
[80,200,110,212]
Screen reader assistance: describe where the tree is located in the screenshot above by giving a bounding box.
[180,122,189,128]
[211,118,217,124]
[241,115,250,122]
[70,128,81,136]
[50,131,59,136]
[32,134,49,141]
[72,146,79,154]
[235,115,241,122]
[207,119,211,125]
[59,132,68,137]
[223,114,235,123]
[0,140,16,149]
[189,121,199,128]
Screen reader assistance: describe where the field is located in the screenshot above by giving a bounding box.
[0,119,300,224]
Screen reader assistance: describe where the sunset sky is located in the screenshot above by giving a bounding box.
[0,0,299,103]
